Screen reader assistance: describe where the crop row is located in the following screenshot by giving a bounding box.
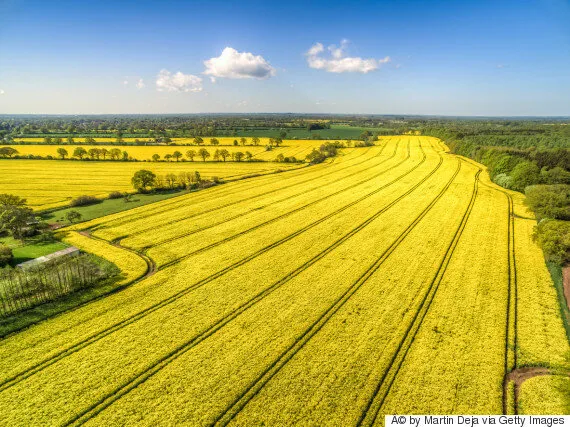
[0,139,413,387]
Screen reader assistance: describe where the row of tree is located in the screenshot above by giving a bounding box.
[0,254,115,317]
[155,149,256,162]
[131,169,220,192]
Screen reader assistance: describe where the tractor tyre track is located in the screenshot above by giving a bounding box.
[211,156,461,426]
[0,141,425,393]
[59,142,449,426]
[357,164,481,427]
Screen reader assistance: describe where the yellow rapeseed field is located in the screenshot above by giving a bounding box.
[0,136,567,425]
[6,138,325,161]
[518,376,570,414]
[0,158,302,210]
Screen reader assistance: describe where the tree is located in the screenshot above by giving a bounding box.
[245,151,253,161]
[213,149,221,161]
[56,148,68,159]
[210,138,220,146]
[276,153,285,162]
[194,137,204,145]
[233,140,238,146]
[219,149,230,162]
[164,154,172,162]
[240,137,247,146]
[131,170,156,192]
[234,151,244,162]
[109,148,122,160]
[0,147,18,158]
[66,136,74,144]
[122,151,129,161]
[173,151,183,162]
[178,172,188,188]
[88,148,100,160]
[44,137,52,144]
[0,194,35,240]
[252,136,260,146]
[165,173,177,188]
[510,161,540,191]
[152,153,160,162]
[198,148,210,162]
[100,148,108,160]
[186,150,196,161]
[534,219,570,264]
[73,147,87,159]
[66,210,82,223]
[525,185,570,220]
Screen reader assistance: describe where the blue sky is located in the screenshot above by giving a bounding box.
[0,0,569,115]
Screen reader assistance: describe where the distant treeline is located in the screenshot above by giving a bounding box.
[0,114,449,140]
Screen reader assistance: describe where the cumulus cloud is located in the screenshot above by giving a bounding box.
[156,69,202,92]
[306,39,390,73]
[136,78,145,89]
[204,47,276,79]
[0,90,4,95]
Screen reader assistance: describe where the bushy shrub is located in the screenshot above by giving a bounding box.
[0,244,13,267]
[493,173,513,189]
[108,191,127,199]
[70,195,101,207]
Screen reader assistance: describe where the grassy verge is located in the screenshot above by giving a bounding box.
[0,235,68,266]
[547,261,570,343]
[43,190,191,225]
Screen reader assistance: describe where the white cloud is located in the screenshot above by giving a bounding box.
[0,90,4,95]
[203,47,276,79]
[123,80,129,85]
[136,78,145,89]
[305,40,390,73]
[156,69,202,92]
